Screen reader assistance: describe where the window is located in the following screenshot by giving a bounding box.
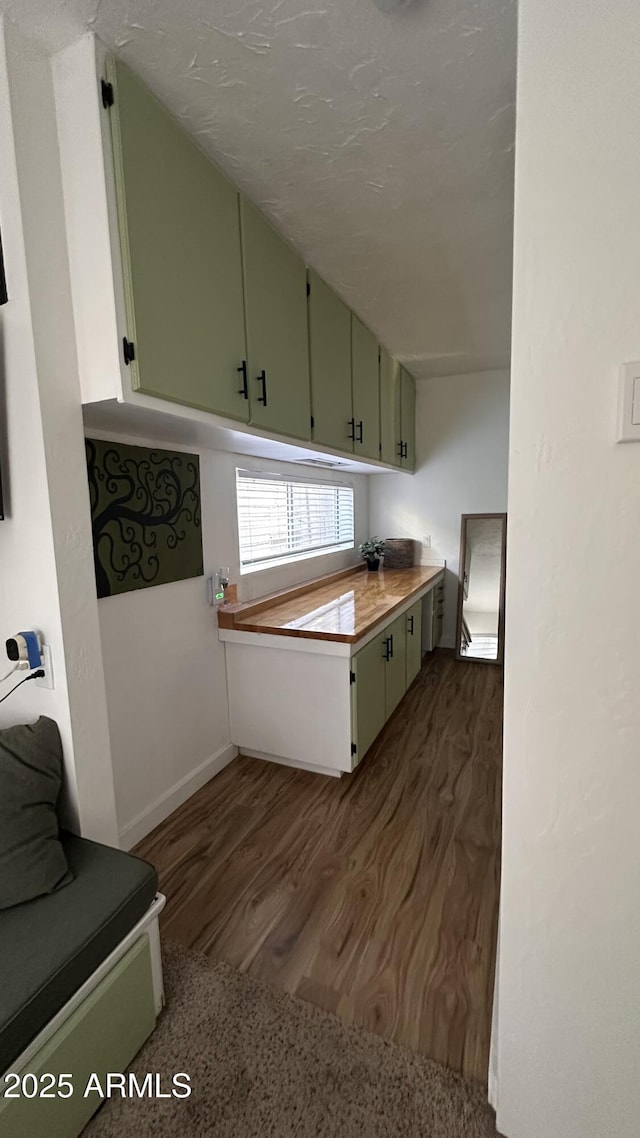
[236,468,355,573]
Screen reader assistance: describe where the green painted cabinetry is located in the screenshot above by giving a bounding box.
[400,367,416,471]
[308,269,353,451]
[405,598,423,687]
[352,316,381,461]
[350,632,387,767]
[240,198,311,440]
[106,58,414,468]
[0,936,155,1138]
[380,347,402,466]
[384,613,408,718]
[109,59,249,421]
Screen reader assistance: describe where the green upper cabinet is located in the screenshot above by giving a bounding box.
[352,317,380,461]
[308,270,353,451]
[380,347,402,467]
[108,59,249,421]
[400,367,416,471]
[240,198,311,440]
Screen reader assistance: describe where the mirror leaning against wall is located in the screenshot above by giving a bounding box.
[455,513,507,664]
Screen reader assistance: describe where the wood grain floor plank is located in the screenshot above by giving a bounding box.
[136,651,502,1083]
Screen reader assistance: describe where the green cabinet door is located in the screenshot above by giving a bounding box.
[380,347,402,466]
[351,632,387,766]
[240,198,311,440]
[400,367,416,471]
[308,270,353,451]
[405,599,423,687]
[109,59,249,421]
[352,316,380,461]
[384,613,408,718]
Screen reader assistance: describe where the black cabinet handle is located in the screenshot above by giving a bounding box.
[399,441,408,459]
[408,615,414,635]
[356,420,363,443]
[237,360,248,399]
[348,417,355,441]
[397,441,404,457]
[388,634,394,659]
[383,636,391,661]
[257,369,268,406]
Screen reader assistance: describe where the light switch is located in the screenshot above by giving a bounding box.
[632,376,640,426]
[617,363,640,442]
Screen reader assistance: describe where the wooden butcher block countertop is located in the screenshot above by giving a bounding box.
[217,564,444,644]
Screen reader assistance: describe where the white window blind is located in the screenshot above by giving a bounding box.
[236,468,355,572]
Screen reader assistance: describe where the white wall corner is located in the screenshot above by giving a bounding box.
[119,742,238,850]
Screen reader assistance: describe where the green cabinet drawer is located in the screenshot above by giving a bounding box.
[109,59,249,421]
[0,935,156,1138]
[240,198,311,441]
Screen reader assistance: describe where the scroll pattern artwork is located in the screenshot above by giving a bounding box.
[85,438,203,598]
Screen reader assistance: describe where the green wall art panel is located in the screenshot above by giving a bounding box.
[85,438,203,598]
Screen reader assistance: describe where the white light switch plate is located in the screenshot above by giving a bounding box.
[617,362,640,442]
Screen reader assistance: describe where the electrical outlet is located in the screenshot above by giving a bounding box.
[35,645,54,690]
[422,535,431,548]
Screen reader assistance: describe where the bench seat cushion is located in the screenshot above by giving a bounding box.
[0,833,157,1073]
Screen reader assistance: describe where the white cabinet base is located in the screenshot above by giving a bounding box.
[242,748,342,778]
[222,571,444,777]
[225,640,353,775]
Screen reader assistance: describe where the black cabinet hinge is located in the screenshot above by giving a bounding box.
[350,670,356,685]
[101,79,114,109]
[351,743,357,756]
[122,337,136,365]
[306,281,311,297]
[0,227,7,306]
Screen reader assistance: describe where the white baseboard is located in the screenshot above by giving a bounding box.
[242,746,343,779]
[119,742,238,849]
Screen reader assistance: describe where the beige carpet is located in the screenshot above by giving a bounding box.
[86,942,500,1137]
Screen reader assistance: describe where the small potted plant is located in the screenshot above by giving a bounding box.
[359,536,386,572]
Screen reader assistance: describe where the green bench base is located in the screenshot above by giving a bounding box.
[0,934,157,1138]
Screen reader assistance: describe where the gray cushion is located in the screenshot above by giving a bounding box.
[0,832,158,1071]
[0,717,71,910]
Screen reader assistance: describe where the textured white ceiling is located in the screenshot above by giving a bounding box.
[2,0,516,380]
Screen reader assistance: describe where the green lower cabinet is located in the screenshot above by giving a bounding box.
[350,632,387,767]
[405,599,422,686]
[0,936,156,1138]
[384,613,408,718]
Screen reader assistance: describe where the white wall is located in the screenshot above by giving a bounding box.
[369,370,510,646]
[496,3,640,1137]
[95,432,369,847]
[0,17,118,844]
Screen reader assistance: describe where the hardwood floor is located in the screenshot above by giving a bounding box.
[137,651,502,1083]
